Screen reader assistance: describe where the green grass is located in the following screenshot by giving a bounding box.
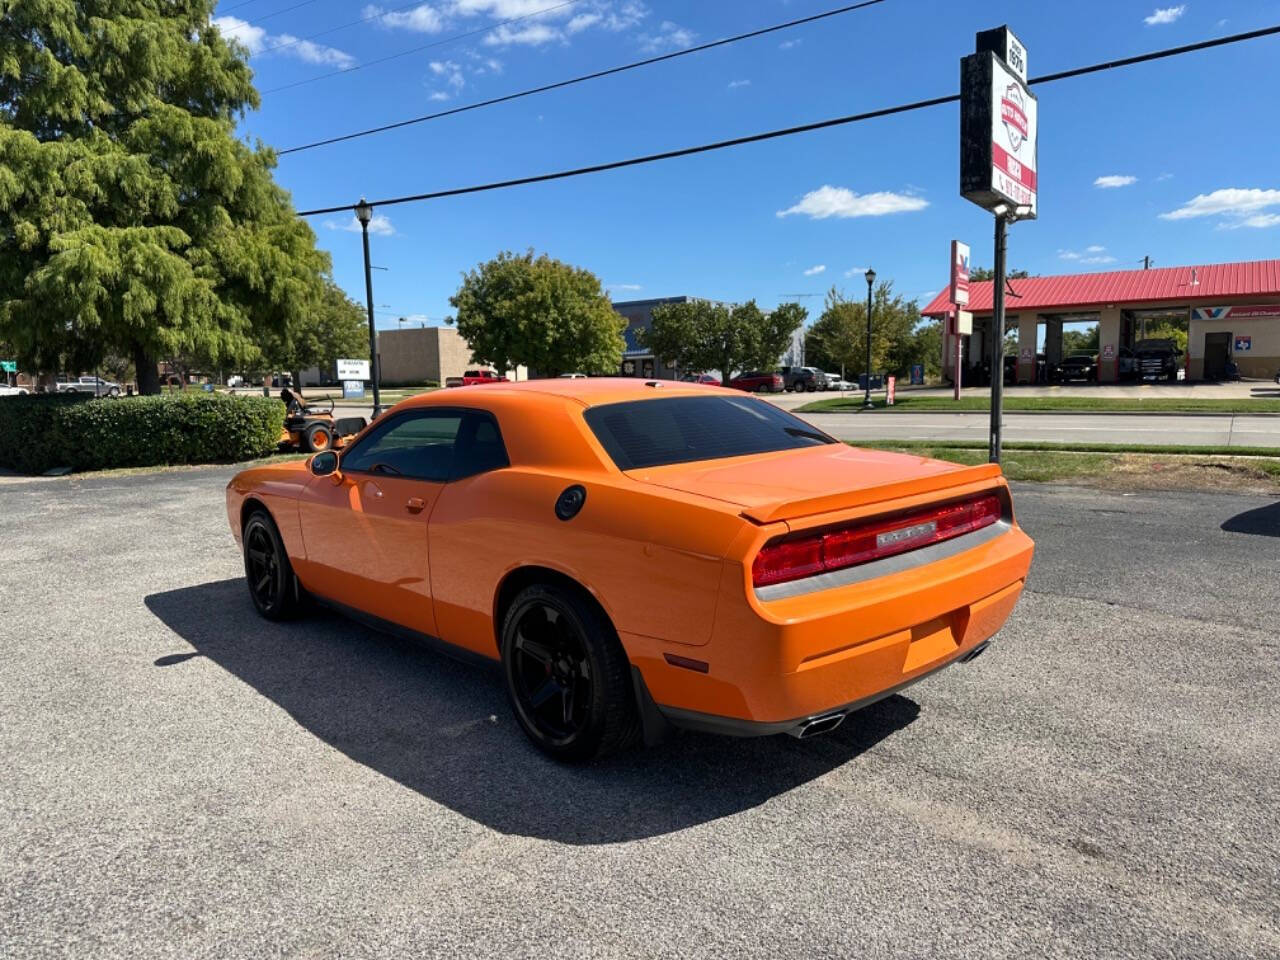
[798,394,1280,414]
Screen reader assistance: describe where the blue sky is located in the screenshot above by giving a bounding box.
[212,0,1280,329]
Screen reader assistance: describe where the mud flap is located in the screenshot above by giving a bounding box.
[630,666,675,747]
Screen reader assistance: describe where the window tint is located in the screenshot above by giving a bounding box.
[450,412,510,480]
[584,395,835,470]
[341,412,462,481]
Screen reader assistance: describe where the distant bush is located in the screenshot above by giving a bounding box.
[0,393,285,474]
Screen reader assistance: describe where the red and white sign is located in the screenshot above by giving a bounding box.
[990,57,1037,215]
[1102,343,1115,361]
[1193,304,1280,321]
[950,241,971,306]
[886,376,896,405]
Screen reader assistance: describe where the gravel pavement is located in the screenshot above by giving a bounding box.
[2,469,1278,959]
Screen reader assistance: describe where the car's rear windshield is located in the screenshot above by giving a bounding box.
[583,395,835,470]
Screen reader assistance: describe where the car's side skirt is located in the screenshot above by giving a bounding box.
[310,593,499,671]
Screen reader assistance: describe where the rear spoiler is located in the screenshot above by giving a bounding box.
[740,463,1004,525]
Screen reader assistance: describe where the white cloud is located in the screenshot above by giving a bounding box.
[1159,188,1280,225]
[213,15,355,68]
[1144,5,1186,25]
[1156,172,1174,181]
[777,185,929,220]
[639,20,696,52]
[779,38,802,50]
[363,3,447,33]
[1094,174,1137,188]
[727,79,750,89]
[483,21,560,45]
[609,283,643,291]
[1220,213,1280,230]
[1059,246,1117,264]
[428,91,451,101]
[844,266,869,277]
[430,59,465,87]
[566,12,601,33]
[324,215,396,236]
[803,265,826,276]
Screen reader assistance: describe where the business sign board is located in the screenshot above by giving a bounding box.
[1235,336,1252,352]
[336,358,370,380]
[342,380,366,399]
[1193,304,1280,322]
[950,241,971,306]
[961,27,1038,218]
[956,310,974,335]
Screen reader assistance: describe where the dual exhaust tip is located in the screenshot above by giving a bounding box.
[791,641,994,739]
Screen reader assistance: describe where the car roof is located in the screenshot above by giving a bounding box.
[399,376,727,409]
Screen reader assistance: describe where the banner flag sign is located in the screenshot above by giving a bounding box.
[337,358,370,380]
[960,27,1038,218]
[950,241,971,306]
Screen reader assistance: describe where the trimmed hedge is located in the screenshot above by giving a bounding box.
[0,393,285,474]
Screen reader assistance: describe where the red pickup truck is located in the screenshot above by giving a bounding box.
[445,369,507,388]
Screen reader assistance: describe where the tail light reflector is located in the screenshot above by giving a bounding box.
[751,493,1003,587]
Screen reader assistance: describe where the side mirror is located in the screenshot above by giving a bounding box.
[310,450,340,478]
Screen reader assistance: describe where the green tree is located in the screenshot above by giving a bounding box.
[641,300,805,380]
[1061,325,1100,354]
[259,280,369,386]
[0,0,329,393]
[804,283,925,378]
[449,251,625,377]
[969,266,1032,282]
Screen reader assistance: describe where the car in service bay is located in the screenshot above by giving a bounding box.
[227,379,1034,762]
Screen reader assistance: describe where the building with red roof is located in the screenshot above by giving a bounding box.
[921,258,1280,382]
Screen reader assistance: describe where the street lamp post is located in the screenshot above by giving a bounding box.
[355,198,383,419]
[862,267,876,408]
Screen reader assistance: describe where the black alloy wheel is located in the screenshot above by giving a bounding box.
[242,511,301,620]
[501,584,638,762]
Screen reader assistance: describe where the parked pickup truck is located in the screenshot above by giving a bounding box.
[58,375,122,396]
[445,369,507,388]
[1133,339,1180,382]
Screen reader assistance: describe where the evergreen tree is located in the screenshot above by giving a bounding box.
[0,0,328,392]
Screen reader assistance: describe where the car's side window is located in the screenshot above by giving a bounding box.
[450,411,510,481]
[341,411,463,482]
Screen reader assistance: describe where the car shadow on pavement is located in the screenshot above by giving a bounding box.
[145,578,919,845]
[1221,501,1280,537]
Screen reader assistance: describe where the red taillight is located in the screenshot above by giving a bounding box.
[751,493,1003,587]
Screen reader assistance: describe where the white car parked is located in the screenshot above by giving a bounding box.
[58,376,121,397]
[0,384,29,397]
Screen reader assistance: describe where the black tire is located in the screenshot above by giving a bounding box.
[242,510,302,620]
[500,584,639,763]
[303,422,332,453]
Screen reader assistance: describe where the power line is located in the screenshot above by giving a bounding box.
[261,0,587,95]
[278,0,889,156]
[242,0,324,27]
[295,23,1280,217]
[216,0,275,15]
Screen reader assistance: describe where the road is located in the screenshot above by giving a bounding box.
[800,411,1280,448]
[3,471,1278,958]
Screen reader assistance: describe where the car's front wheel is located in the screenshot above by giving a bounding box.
[501,584,639,762]
[242,510,301,620]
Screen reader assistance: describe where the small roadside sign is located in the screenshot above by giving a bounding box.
[910,364,924,385]
[0,360,15,373]
[886,376,896,405]
[343,380,366,399]
[337,358,370,380]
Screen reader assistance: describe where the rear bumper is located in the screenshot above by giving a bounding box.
[656,641,992,738]
[629,522,1034,731]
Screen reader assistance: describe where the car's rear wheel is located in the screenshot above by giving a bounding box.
[303,422,332,452]
[243,510,301,620]
[501,584,639,763]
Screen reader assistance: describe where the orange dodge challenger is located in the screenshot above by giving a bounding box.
[226,379,1033,761]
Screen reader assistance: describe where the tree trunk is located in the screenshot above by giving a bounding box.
[133,344,161,395]
[292,370,304,398]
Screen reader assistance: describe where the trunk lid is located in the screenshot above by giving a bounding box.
[625,444,1003,524]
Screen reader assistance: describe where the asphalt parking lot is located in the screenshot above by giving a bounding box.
[3,469,1278,959]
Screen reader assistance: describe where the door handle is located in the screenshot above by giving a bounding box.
[406,497,426,513]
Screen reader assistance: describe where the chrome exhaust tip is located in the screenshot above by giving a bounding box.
[793,712,846,739]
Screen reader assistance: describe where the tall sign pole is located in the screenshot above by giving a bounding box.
[949,240,970,401]
[960,26,1038,464]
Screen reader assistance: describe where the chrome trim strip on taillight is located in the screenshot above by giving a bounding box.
[753,520,1012,602]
